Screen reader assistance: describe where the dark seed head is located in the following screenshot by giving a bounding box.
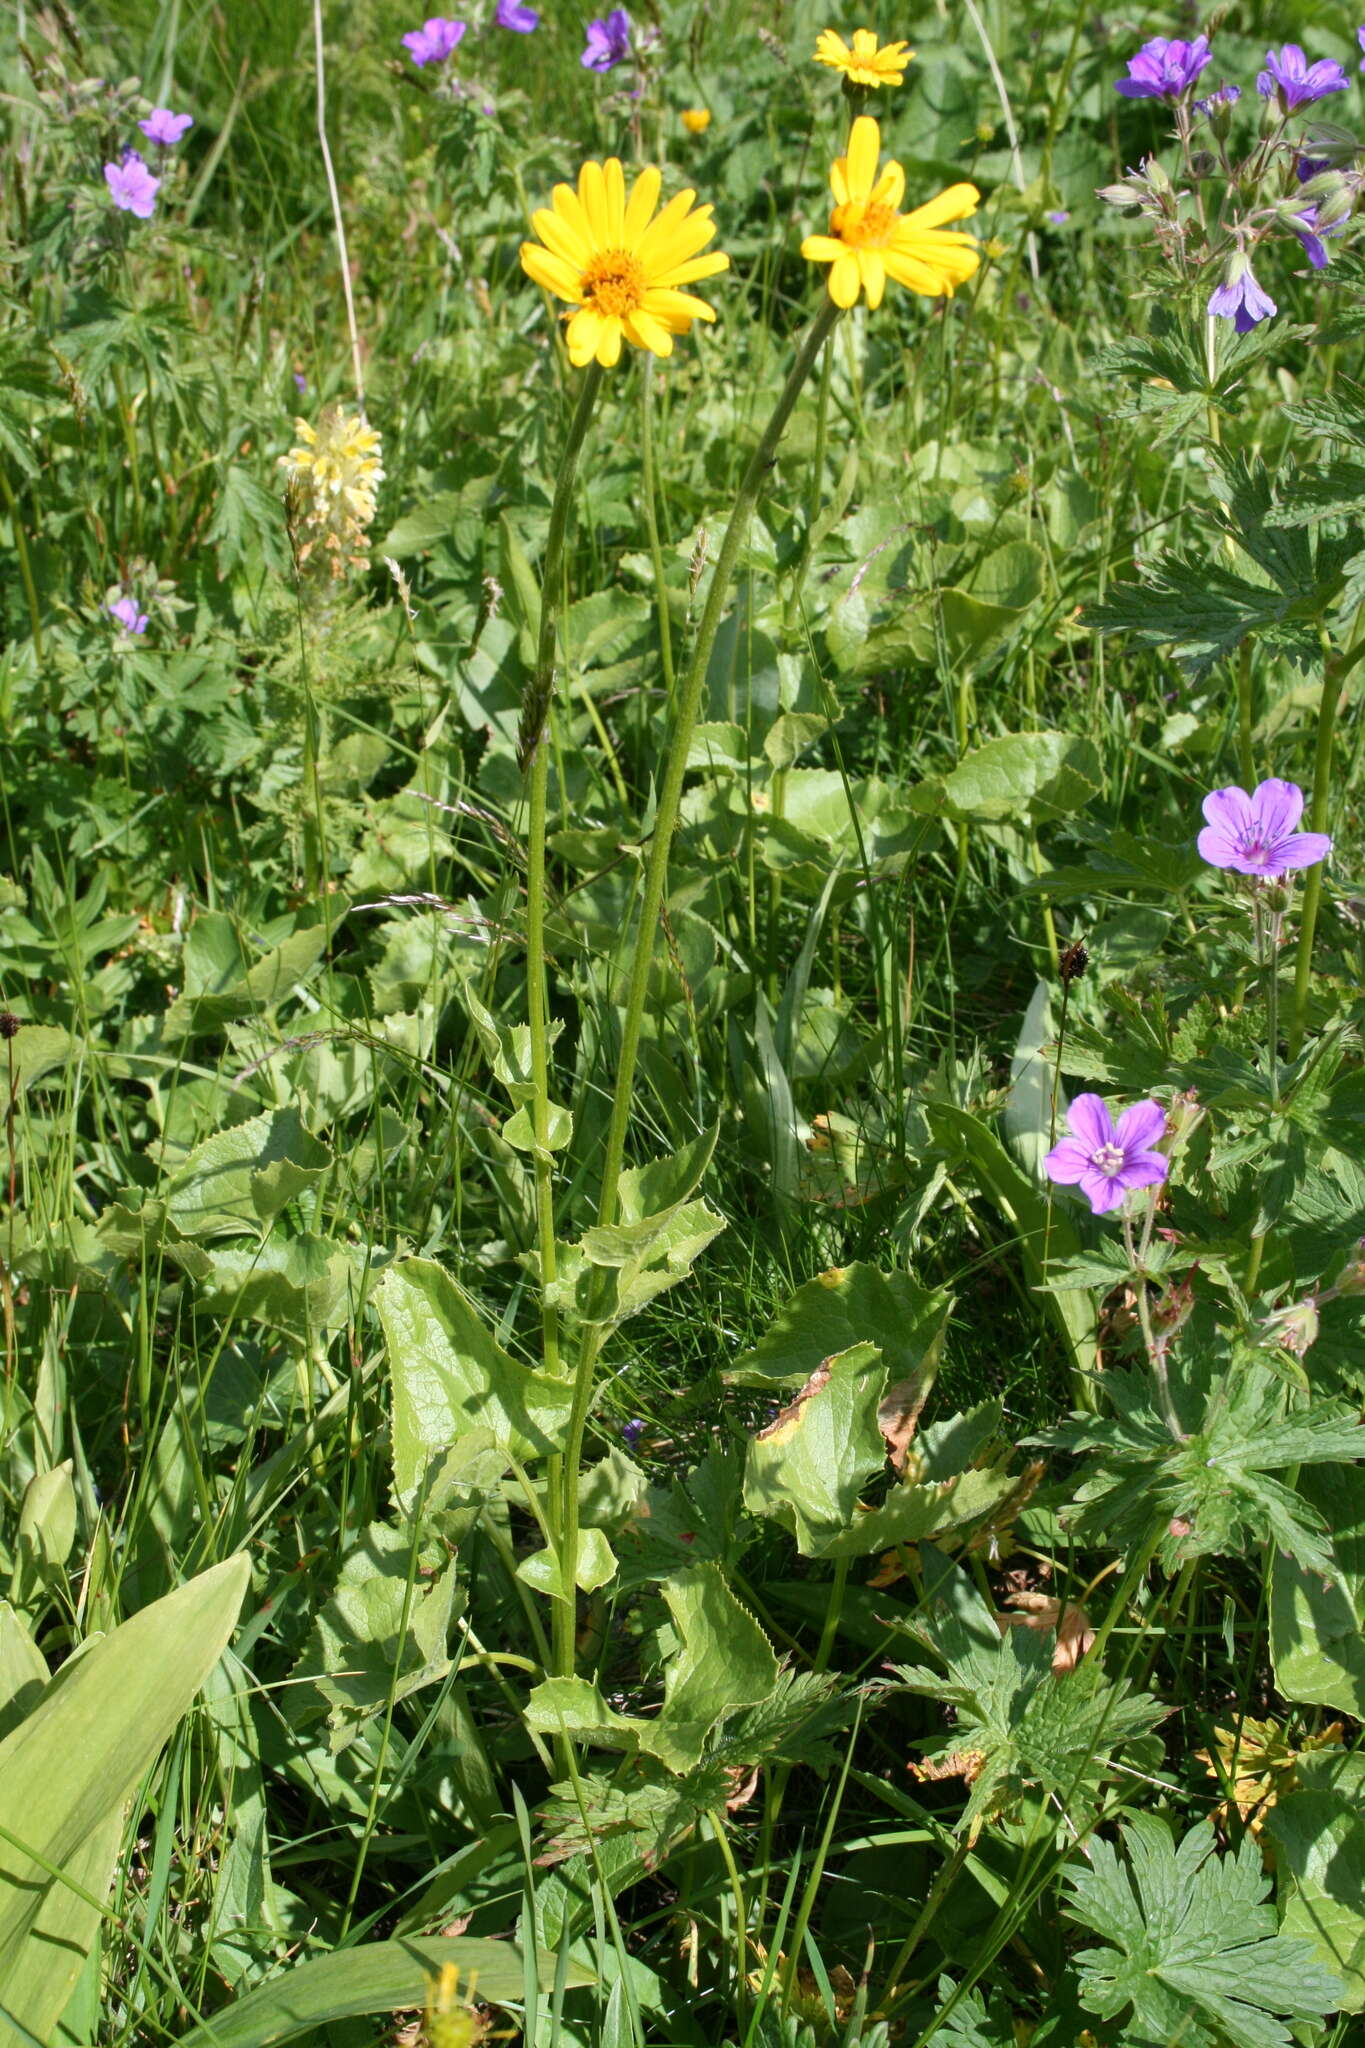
[1059,940,1089,987]
[0,1013,20,1040]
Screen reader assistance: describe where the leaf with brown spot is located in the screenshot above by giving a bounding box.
[999,1592,1095,1673]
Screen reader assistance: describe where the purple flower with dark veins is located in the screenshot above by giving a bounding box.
[104,152,160,218]
[1114,35,1212,100]
[1197,779,1332,876]
[1195,81,1241,114]
[1257,44,1349,109]
[581,7,631,70]
[402,16,466,65]
[1208,258,1277,332]
[108,596,149,634]
[1045,1095,1170,1216]
[139,108,193,145]
[495,0,539,28]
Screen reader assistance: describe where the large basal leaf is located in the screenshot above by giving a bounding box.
[1265,1782,1365,2011]
[725,1261,950,1391]
[526,1563,777,1773]
[166,1109,330,1240]
[1270,1462,1365,1715]
[910,732,1101,825]
[742,1342,887,1554]
[287,1521,460,1750]
[376,1259,572,1507]
[0,1558,250,2046]
[174,1935,587,2048]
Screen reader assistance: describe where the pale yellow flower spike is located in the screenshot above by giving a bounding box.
[279,408,385,581]
[801,115,980,308]
[813,27,914,89]
[520,155,729,369]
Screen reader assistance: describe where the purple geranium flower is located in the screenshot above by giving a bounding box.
[138,107,193,145]
[1257,44,1349,109]
[108,596,149,634]
[581,7,631,70]
[1197,779,1332,876]
[402,16,466,65]
[622,1418,646,1449]
[496,0,539,28]
[1114,35,1212,100]
[1208,259,1277,333]
[1046,208,1070,225]
[104,152,160,218]
[1045,1095,1170,1216]
[1359,25,1365,71]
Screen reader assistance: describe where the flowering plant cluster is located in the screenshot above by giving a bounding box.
[104,105,193,220]
[1102,29,1363,334]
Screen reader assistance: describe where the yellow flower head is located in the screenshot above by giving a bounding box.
[520,157,729,369]
[801,116,979,309]
[813,28,913,89]
[681,106,711,133]
[279,408,384,581]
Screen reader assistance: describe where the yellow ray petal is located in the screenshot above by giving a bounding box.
[532,207,590,269]
[521,244,581,300]
[829,252,862,307]
[623,309,675,355]
[859,249,886,308]
[882,248,955,295]
[549,182,596,258]
[652,248,730,288]
[845,117,881,201]
[624,165,662,239]
[595,316,623,367]
[901,183,980,231]
[875,161,905,211]
[642,286,719,325]
[578,160,610,245]
[801,234,845,263]
[604,156,626,243]
[566,304,605,363]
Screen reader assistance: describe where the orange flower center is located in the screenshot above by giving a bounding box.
[581,249,646,317]
[830,198,898,249]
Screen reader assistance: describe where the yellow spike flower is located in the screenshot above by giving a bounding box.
[520,156,729,369]
[681,106,711,133]
[801,115,980,309]
[813,27,913,89]
[279,408,384,581]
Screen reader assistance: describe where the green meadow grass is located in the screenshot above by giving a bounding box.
[2,1,1364,2044]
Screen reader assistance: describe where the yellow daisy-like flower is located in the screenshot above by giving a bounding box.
[520,157,729,369]
[813,27,913,89]
[801,115,980,309]
[681,106,711,133]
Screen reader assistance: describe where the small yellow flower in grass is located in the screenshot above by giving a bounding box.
[813,27,913,89]
[801,115,980,308]
[279,408,384,580]
[681,106,711,133]
[520,156,729,368]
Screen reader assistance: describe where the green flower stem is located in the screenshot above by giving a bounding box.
[524,359,605,1391]
[551,297,844,1680]
[1287,632,1365,1054]
[640,366,675,703]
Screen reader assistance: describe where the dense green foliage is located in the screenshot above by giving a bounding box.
[2,1,1365,2044]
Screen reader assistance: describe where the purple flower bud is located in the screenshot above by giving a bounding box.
[138,107,193,146]
[1046,208,1070,225]
[402,16,466,66]
[1114,35,1213,100]
[1257,44,1349,109]
[1194,81,1241,114]
[1197,779,1331,876]
[104,152,160,218]
[1359,25,1365,73]
[581,7,631,71]
[495,0,539,29]
[108,596,149,634]
[622,1418,646,1449]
